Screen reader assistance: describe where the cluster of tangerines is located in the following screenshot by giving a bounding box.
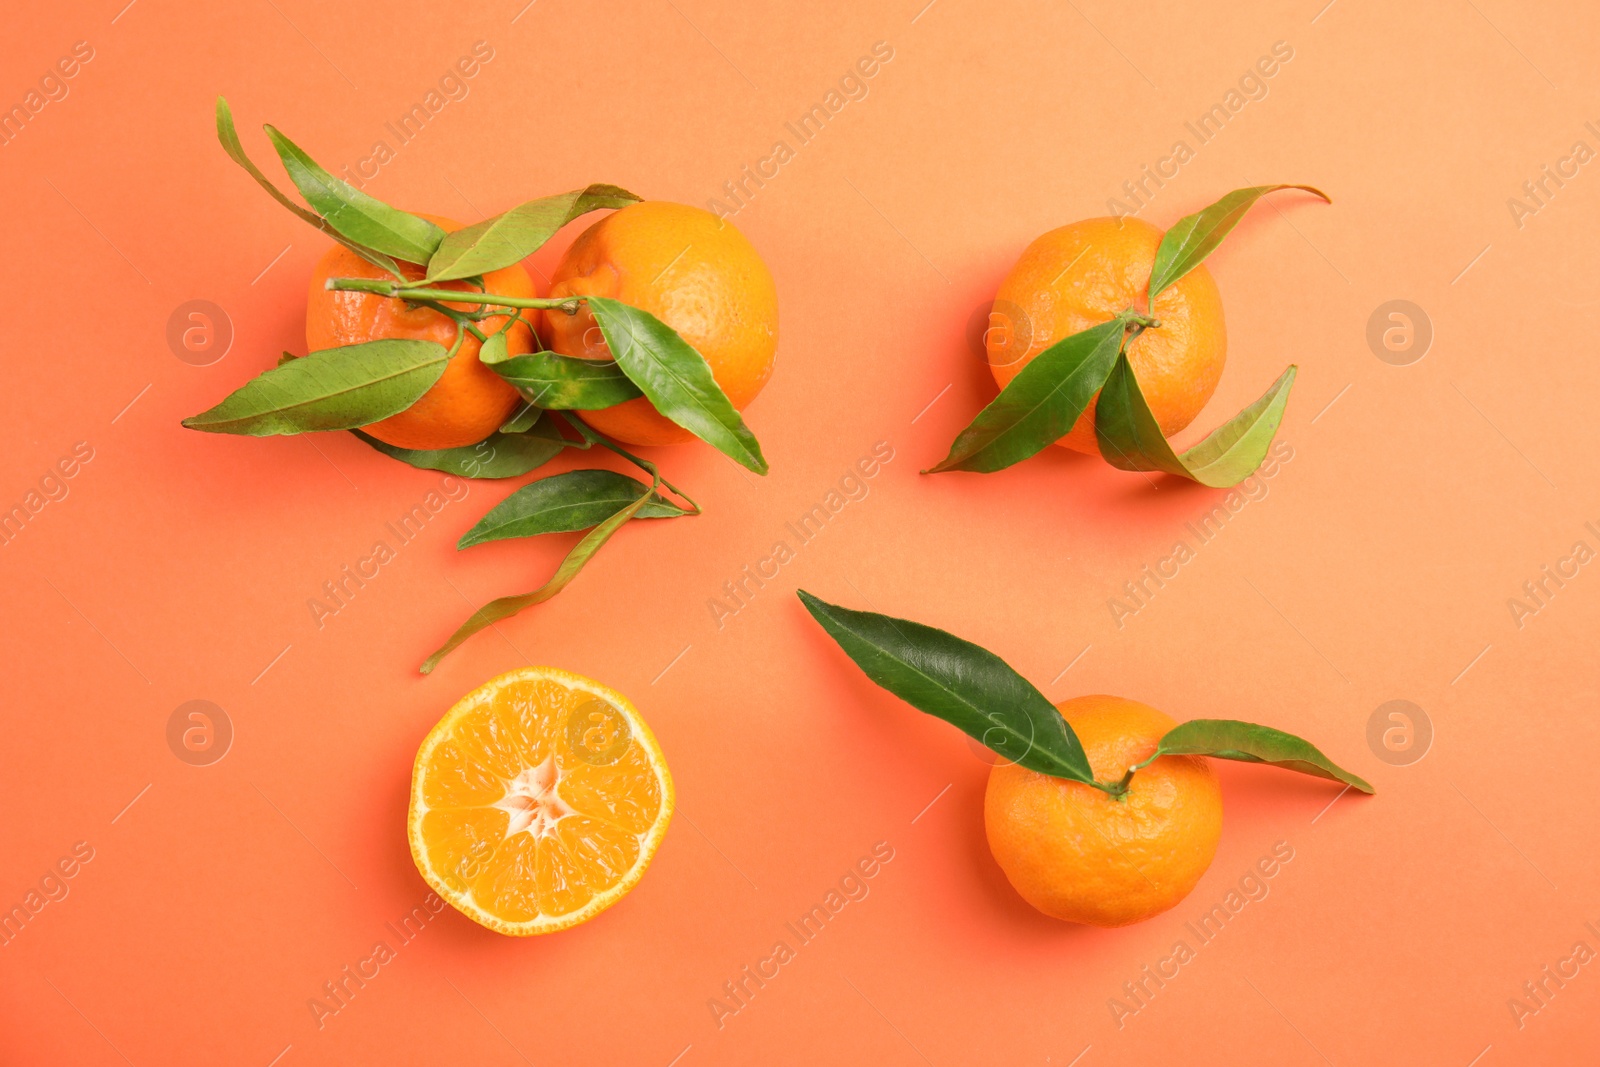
[187,102,1365,937]
[188,101,778,673]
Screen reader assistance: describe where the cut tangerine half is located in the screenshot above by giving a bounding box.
[407,666,673,935]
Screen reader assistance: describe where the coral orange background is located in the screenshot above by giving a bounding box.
[4,1,1600,1063]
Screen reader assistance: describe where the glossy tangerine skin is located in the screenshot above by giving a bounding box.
[984,695,1223,927]
[987,216,1227,455]
[540,201,778,447]
[305,214,535,451]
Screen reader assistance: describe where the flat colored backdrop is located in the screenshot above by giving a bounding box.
[3,0,1598,1063]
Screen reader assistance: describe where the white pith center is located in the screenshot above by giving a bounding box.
[493,755,576,840]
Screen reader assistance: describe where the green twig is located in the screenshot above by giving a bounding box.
[557,412,701,515]
[328,276,585,315]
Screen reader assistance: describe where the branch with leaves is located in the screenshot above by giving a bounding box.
[796,590,1372,797]
[184,99,766,672]
[927,185,1328,487]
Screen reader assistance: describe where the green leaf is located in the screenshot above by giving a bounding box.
[214,98,402,277]
[1153,719,1374,793]
[457,469,688,548]
[1092,353,1190,478]
[585,296,767,473]
[498,402,541,434]
[424,185,642,282]
[352,427,563,479]
[420,469,661,674]
[478,331,509,366]
[925,319,1124,474]
[264,125,445,265]
[1177,366,1297,483]
[795,591,1096,784]
[181,339,449,436]
[524,413,577,445]
[1148,184,1330,300]
[1094,354,1295,487]
[489,351,644,410]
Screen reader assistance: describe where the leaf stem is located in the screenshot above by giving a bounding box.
[328,276,586,314]
[1099,751,1160,798]
[407,298,488,342]
[1121,311,1162,330]
[556,412,701,514]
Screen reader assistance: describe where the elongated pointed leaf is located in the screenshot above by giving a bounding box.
[352,427,563,479]
[796,591,1095,784]
[586,296,767,473]
[489,351,644,410]
[182,340,449,436]
[458,469,688,548]
[264,125,444,265]
[1177,365,1297,482]
[420,471,660,674]
[425,185,641,282]
[1149,184,1330,300]
[927,319,1124,474]
[1094,354,1295,487]
[1154,719,1373,793]
[215,98,402,276]
[1092,353,1192,478]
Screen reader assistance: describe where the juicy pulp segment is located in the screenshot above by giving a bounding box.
[412,671,667,927]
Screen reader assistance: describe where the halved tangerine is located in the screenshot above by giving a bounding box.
[407,666,673,935]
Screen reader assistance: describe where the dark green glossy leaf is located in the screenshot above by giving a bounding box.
[1092,352,1191,478]
[1148,184,1330,300]
[1094,354,1295,487]
[458,469,688,548]
[796,591,1095,784]
[586,296,767,473]
[264,125,445,265]
[1154,719,1373,793]
[489,351,644,410]
[420,469,660,674]
[215,98,402,277]
[181,339,448,436]
[926,319,1124,474]
[424,185,641,282]
[351,427,563,479]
